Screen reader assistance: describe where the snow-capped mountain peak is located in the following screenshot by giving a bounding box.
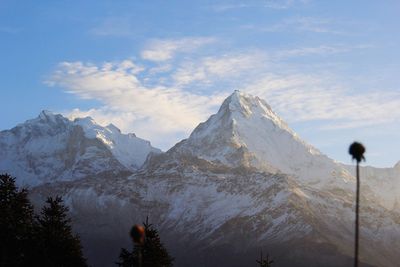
[171,91,349,186]
[21,110,70,129]
[225,90,290,131]
[38,109,55,120]
[3,93,399,267]
[0,111,161,186]
[74,116,161,169]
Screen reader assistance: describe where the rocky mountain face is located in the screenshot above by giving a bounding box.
[0,110,160,187]
[2,92,400,267]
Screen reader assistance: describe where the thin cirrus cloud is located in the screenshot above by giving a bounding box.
[263,0,311,9]
[212,0,310,12]
[245,74,400,129]
[274,45,352,58]
[141,37,217,62]
[46,37,400,150]
[241,17,345,35]
[172,51,266,86]
[272,44,373,59]
[45,59,227,149]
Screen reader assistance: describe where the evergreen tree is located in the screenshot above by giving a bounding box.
[117,248,137,267]
[0,173,35,266]
[36,196,87,267]
[0,174,87,266]
[117,217,173,267]
[256,251,274,267]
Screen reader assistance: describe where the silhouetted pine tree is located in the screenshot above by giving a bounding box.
[0,174,87,266]
[117,217,173,267]
[256,251,274,267]
[117,247,138,267]
[0,173,36,266]
[36,196,87,267]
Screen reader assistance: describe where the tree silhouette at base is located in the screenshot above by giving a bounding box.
[0,173,35,266]
[0,174,87,266]
[256,251,274,267]
[37,196,87,267]
[117,217,173,267]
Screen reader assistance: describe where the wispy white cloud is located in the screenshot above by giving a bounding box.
[211,3,251,12]
[47,36,400,150]
[46,59,226,149]
[244,16,345,34]
[244,74,400,129]
[141,37,217,62]
[170,43,370,88]
[211,0,310,12]
[274,45,351,58]
[172,52,266,86]
[264,0,311,10]
[273,44,373,59]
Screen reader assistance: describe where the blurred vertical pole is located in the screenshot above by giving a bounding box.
[354,161,360,267]
[138,246,143,267]
[349,142,365,267]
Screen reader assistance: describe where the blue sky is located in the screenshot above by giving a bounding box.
[1,0,400,167]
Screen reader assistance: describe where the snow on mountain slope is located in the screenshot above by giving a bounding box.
[3,91,400,266]
[172,91,353,187]
[0,110,160,186]
[31,150,399,267]
[74,116,161,169]
[341,162,400,210]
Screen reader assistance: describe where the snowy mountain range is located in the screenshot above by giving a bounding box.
[1,91,399,267]
[0,110,160,186]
